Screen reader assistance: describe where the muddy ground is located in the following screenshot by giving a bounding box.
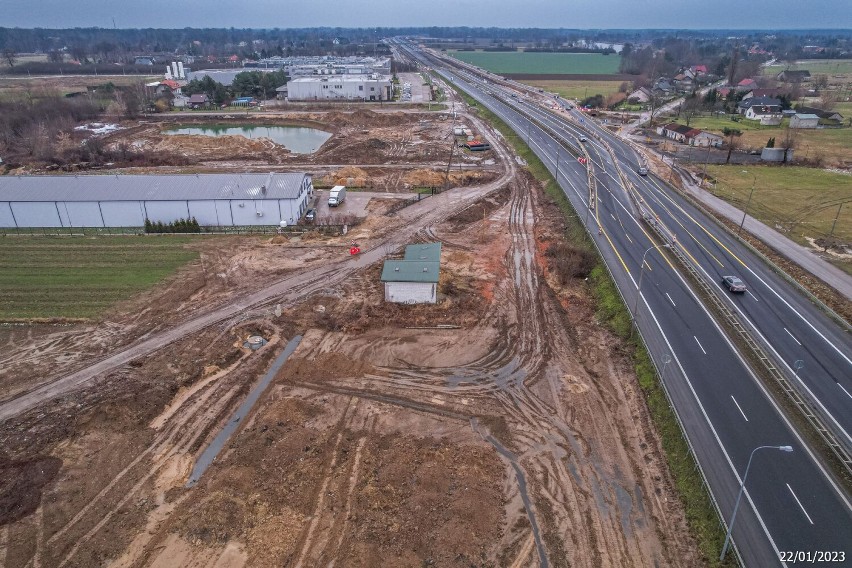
[12,109,502,195]
[0,107,701,567]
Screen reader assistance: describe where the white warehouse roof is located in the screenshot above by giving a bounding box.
[0,173,309,202]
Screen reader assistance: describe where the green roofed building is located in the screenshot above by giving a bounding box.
[380,242,442,304]
[403,242,442,262]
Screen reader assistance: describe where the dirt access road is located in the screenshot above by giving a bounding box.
[0,103,700,566]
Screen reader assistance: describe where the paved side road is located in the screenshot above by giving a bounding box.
[645,152,852,302]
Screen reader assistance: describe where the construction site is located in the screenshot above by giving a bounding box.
[0,94,703,567]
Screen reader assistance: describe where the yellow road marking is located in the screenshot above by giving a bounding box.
[648,177,750,268]
[601,225,630,274]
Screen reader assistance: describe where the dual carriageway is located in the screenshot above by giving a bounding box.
[394,39,852,567]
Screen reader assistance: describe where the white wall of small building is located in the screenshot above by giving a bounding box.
[384,282,437,304]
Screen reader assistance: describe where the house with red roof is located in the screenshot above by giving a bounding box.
[736,78,758,92]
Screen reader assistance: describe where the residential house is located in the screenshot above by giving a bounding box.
[790,113,820,129]
[188,94,209,109]
[275,85,288,100]
[673,73,694,91]
[627,87,651,103]
[653,78,674,96]
[738,96,782,115]
[745,105,783,125]
[742,88,785,100]
[736,78,758,92]
[777,70,811,83]
[657,123,723,147]
[657,123,697,143]
[795,105,844,125]
[690,131,724,147]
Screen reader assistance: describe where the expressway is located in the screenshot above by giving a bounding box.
[518,96,852,453]
[394,39,852,567]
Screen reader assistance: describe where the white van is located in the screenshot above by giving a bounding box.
[328,186,346,207]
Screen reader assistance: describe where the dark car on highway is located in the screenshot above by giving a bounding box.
[721,275,747,293]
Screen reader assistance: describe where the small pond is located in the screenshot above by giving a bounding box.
[163,124,331,154]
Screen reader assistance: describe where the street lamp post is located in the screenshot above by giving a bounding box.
[632,244,671,334]
[737,170,757,236]
[720,445,794,561]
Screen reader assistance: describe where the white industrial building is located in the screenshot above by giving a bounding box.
[380,243,442,304]
[286,74,393,101]
[0,173,312,229]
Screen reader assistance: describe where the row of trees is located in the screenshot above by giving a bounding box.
[144,218,202,233]
[181,69,287,105]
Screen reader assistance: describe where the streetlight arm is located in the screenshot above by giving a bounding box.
[720,445,794,561]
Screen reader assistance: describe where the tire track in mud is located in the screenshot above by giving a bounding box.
[0,115,514,423]
[37,331,283,567]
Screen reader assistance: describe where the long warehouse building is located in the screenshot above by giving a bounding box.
[0,173,313,228]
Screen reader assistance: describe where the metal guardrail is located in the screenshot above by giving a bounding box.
[599,130,852,478]
[645,219,852,478]
[629,142,850,333]
[423,47,744,567]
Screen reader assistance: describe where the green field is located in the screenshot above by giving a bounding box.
[763,59,852,76]
[707,165,852,248]
[0,236,204,319]
[686,115,783,133]
[523,79,626,100]
[447,51,620,75]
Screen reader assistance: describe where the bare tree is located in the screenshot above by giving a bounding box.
[722,127,742,164]
[2,48,16,68]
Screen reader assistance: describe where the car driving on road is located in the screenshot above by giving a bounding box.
[721,275,747,293]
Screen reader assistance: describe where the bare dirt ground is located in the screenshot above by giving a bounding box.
[0,104,701,567]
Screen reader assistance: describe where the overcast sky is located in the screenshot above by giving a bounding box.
[4,0,851,29]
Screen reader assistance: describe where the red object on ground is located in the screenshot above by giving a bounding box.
[349,246,361,255]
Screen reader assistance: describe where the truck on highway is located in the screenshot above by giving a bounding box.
[328,186,346,207]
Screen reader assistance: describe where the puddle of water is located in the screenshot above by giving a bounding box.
[614,483,634,538]
[471,417,549,568]
[164,124,331,154]
[186,335,302,487]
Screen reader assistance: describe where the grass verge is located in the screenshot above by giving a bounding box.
[456,84,734,566]
[0,236,203,320]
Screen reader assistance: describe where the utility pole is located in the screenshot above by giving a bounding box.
[826,202,846,250]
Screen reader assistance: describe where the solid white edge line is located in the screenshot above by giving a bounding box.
[747,290,759,301]
[641,173,852,369]
[839,383,852,401]
[786,484,814,525]
[731,395,749,421]
[783,327,802,346]
[640,291,786,565]
[694,336,707,355]
[668,220,852,445]
[636,205,851,509]
[501,81,852,529]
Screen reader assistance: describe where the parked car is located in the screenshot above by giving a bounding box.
[721,275,747,293]
[304,208,316,222]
